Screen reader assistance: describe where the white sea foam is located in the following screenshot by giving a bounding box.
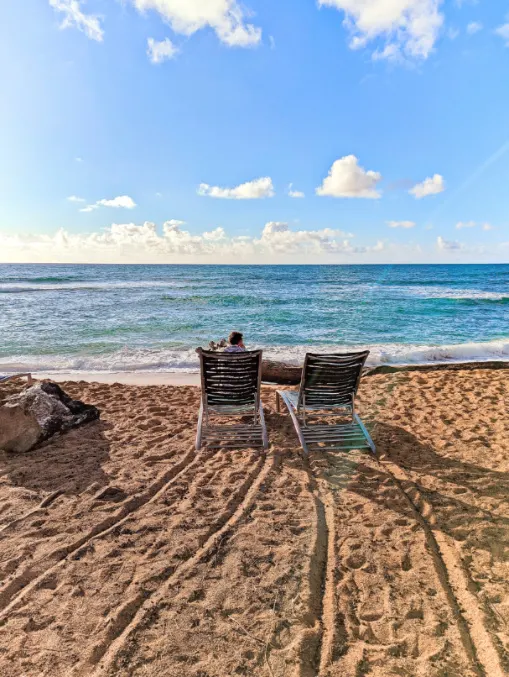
[2,339,509,376]
[0,280,197,293]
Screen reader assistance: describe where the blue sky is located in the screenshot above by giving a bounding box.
[1,0,509,263]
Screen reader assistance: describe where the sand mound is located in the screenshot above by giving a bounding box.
[0,369,507,676]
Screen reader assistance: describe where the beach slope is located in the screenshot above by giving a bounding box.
[0,368,507,676]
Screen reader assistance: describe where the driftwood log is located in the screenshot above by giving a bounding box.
[261,360,302,385]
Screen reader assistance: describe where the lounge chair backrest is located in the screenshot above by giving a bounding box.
[299,351,370,410]
[198,349,263,409]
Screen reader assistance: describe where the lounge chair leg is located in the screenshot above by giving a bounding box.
[259,402,269,451]
[354,414,376,455]
[195,402,204,450]
[276,391,281,412]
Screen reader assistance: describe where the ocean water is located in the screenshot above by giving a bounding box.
[1,263,509,374]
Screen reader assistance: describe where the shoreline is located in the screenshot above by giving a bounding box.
[11,358,509,386]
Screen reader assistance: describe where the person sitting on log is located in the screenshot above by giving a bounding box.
[224,331,246,353]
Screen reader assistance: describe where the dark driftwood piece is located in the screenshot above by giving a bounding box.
[261,358,509,385]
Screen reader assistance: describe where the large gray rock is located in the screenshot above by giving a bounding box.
[0,382,100,453]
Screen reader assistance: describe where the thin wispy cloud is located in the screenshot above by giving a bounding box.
[198,177,274,199]
[67,195,86,203]
[49,0,103,42]
[147,37,178,64]
[467,22,483,35]
[288,183,305,198]
[495,22,509,46]
[456,221,493,231]
[79,195,137,212]
[387,220,416,229]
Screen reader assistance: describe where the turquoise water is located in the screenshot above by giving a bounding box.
[1,263,509,373]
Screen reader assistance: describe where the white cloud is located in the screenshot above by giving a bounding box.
[147,37,178,63]
[67,195,86,203]
[447,27,460,41]
[455,221,494,231]
[49,0,104,42]
[0,221,384,263]
[495,23,509,46]
[316,155,382,199]
[387,220,416,228]
[409,173,445,199]
[437,235,462,251]
[198,177,274,199]
[79,195,137,212]
[466,21,483,35]
[318,0,444,60]
[75,157,83,163]
[97,195,137,209]
[132,0,261,47]
[288,183,305,198]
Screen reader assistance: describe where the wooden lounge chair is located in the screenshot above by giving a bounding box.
[195,349,269,451]
[276,351,375,455]
[0,373,33,385]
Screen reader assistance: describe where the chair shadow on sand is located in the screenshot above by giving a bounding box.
[0,420,112,496]
[317,420,509,563]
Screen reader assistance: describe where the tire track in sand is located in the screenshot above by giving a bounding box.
[75,451,273,677]
[379,456,505,677]
[289,454,334,677]
[0,446,205,618]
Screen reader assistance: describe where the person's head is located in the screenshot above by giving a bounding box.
[228,331,244,347]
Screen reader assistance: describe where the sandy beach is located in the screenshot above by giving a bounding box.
[0,367,508,677]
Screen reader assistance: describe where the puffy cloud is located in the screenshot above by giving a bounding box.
[466,22,483,35]
[262,222,290,236]
[49,0,104,42]
[409,173,445,198]
[288,183,305,198]
[387,220,416,229]
[67,195,86,203]
[97,195,137,209]
[318,0,443,60]
[496,23,509,46]
[437,235,462,251]
[482,223,494,231]
[80,205,99,213]
[147,37,178,63]
[316,155,382,199]
[259,221,364,255]
[0,221,383,263]
[198,177,274,199]
[132,0,261,47]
